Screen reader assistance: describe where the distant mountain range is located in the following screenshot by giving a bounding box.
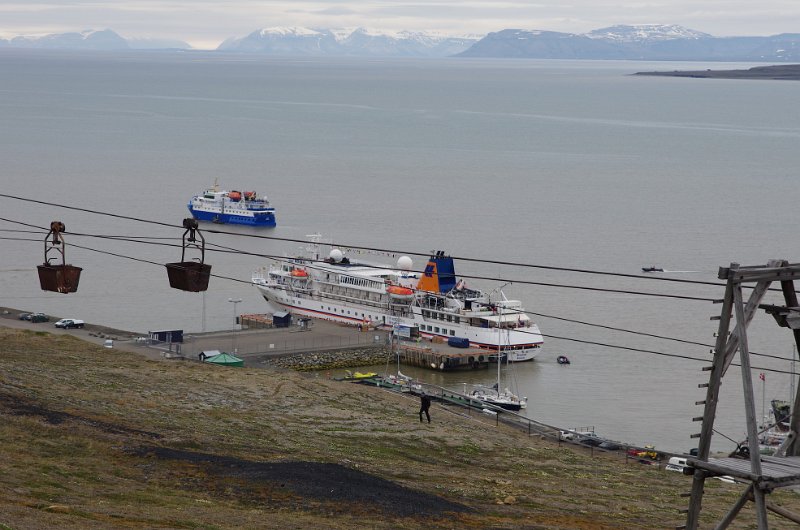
[2,25,800,62]
[217,27,479,57]
[0,29,190,51]
[459,25,800,61]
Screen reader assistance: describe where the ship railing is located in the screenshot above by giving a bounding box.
[318,291,387,309]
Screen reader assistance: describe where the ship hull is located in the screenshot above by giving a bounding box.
[188,205,276,227]
[254,283,541,361]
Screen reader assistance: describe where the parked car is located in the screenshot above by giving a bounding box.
[30,313,49,323]
[18,312,32,320]
[665,457,688,473]
[627,445,659,461]
[578,434,604,447]
[598,440,622,451]
[54,318,85,329]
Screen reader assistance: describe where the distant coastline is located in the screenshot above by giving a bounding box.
[634,63,800,80]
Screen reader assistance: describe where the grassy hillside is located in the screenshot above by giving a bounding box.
[0,328,793,529]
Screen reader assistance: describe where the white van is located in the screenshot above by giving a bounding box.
[54,318,85,329]
[665,457,687,472]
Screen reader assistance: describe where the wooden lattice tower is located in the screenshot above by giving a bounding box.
[684,260,800,529]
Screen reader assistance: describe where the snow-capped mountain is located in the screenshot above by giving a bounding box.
[217,27,479,57]
[0,29,191,50]
[585,24,711,43]
[8,30,129,50]
[1,24,797,61]
[459,25,800,61]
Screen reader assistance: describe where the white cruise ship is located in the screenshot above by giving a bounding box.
[252,236,543,362]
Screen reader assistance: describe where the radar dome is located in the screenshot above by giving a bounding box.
[329,248,343,262]
[397,256,413,271]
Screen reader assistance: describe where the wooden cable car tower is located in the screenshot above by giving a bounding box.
[684,260,800,529]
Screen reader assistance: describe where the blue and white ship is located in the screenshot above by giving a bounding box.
[188,183,276,227]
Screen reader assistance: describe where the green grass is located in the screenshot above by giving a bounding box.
[2,328,799,529]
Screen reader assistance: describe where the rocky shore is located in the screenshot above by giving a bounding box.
[261,346,392,371]
[635,63,800,80]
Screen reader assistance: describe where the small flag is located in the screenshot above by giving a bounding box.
[759,373,765,381]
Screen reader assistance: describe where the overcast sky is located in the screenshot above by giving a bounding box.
[1,1,798,50]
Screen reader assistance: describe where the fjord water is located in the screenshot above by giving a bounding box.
[1,50,799,452]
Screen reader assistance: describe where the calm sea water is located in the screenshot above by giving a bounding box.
[2,49,799,452]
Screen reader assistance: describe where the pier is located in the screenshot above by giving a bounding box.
[354,372,680,468]
[393,341,490,371]
[144,314,493,372]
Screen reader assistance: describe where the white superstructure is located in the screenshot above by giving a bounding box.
[252,237,543,362]
[187,182,276,227]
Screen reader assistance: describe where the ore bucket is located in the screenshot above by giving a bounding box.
[37,264,83,294]
[165,261,212,292]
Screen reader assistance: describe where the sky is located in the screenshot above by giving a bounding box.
[1,0,799,50]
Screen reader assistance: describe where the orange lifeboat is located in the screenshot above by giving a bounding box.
[290,269,309,278]
[244,191,257,200]
[228,191,242,201]
[387,285,414,300]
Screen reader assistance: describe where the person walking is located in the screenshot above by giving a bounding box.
[419,393,431,423]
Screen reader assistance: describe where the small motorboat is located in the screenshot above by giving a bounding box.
[344,370,378,380]
[642,266,664,273]
[557,355,570,365]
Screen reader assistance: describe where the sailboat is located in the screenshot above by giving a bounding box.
[755,349,796,454]
[468,304,527,411]
[757,400,791,453]
[381,330,422,392]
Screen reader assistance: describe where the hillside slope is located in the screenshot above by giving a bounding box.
[0,328,784,528]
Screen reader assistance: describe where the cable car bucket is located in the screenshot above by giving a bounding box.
[37,221,83,293]
[165,218,211,292]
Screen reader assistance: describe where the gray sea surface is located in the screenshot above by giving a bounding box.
[1,49,799,453]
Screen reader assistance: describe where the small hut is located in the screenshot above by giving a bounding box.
[272,311,291,328]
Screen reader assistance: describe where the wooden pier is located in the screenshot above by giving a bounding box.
[394,342,490,371]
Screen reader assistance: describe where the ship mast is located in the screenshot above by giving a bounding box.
[496,304,502,397]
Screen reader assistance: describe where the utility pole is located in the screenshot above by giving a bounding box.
[228,297,241,354]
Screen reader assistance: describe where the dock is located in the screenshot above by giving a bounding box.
[1,306,494,373]
[393,342,490,371]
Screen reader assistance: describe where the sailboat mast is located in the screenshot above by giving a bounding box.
[792,345,797,404]
[497,305,503,397]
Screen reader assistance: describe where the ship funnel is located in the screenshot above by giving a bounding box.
[416,252,457,294]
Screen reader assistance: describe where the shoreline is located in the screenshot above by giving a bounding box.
[635,63,800,80]
[3,325,795,528]
[1,305,391,369]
